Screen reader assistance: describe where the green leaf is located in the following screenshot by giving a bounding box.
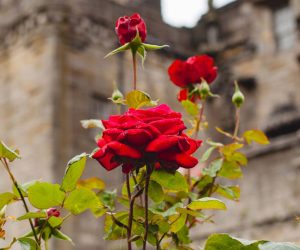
[143,43,169,51]
[28,182,65,209]
[202,158,223,177]
[105,43,131,58]
[221,143,244,159]
[18,237,40,250]
[64,187,102,215]
[260,242,300,250]
[77,177,105,191]
[169,213,187,233]
[17,212,47,221]
[137,45,147,65]
[181,100,199,116]
[0,192,17,210]
[243,130,270,145]
[216,185,240,201]
[0,141,20,162]
[13,180,39,198]
[125,90,157,109]
[201,147,216,163]
[157,220,170,233]
[80,119,104,129]
[177,225,191,245]
[218,160,243,180]
[52,229,74,244]
[188,197,226,210]
[48,216,63,228]
[99,190,117,211]
[151,170,188,192]
[204,234,262,250]
[148,181,164,203]
[61,153,87,192]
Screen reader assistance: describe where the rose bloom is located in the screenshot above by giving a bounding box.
[115,13,147,45]
[168,55,218,87]
[177,89,200,103]
[92,104,201,173]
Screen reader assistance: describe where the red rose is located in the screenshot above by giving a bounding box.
[115,13,147,45]
[177,89,199,103]
[168,55,217,87]
[92,104,201,173]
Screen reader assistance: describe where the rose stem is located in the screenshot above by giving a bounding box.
[143,165,152,250]
[187,100,205,187]
[233,107,240,140]
[0,158,40,245]
[126,173,132,250]
[132,52,137,90]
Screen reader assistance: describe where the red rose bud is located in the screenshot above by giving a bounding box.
[92,104,202,172]
[47,208,60,218]
[115,13,147,45]
[177,89,197,103]
[168,55,217,87]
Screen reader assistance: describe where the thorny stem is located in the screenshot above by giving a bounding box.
[0,158,40,245]
[132,52,137,90]
[143,165,152,250]
[132,173,143,206]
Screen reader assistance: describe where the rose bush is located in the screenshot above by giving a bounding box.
[92,104,201,173]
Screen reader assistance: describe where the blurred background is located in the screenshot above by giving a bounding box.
[0,0,299,249]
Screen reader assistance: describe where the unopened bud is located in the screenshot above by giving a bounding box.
[232,81,245,108]
[199,80,210,99]
[111,88,124,101]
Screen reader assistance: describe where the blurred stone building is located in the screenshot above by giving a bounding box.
[0,0,299,249]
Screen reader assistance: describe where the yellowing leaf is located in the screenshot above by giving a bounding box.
[187,197,226,210]
[0,141,20,162]
[169,213,187,233]
[243,130,270,145]
[216,185,240,201]
[181,100,199,116]
[126,90,157,109]
[77,177,105,191]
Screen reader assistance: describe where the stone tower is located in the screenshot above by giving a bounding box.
[0,0,299,249]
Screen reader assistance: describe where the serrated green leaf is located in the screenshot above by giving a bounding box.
[216,185,240,201]
[0,141,20,162]
[17,212,47,221]
[188,197,226,210]
[181,100,199,116]
[61,153,87,192]
[99,189,117,211]
[77,177,105,191]
[151,170,188,192]
[64,187,102,215]
[80,119,104,129]
[202,158,223,177]
[201,147,216,163]
[28,182,65,209]
[148,181,164,203]
[243,130,270,145]
[0,192,17,210]
[18,237,40,250]
[125,90,157,109]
